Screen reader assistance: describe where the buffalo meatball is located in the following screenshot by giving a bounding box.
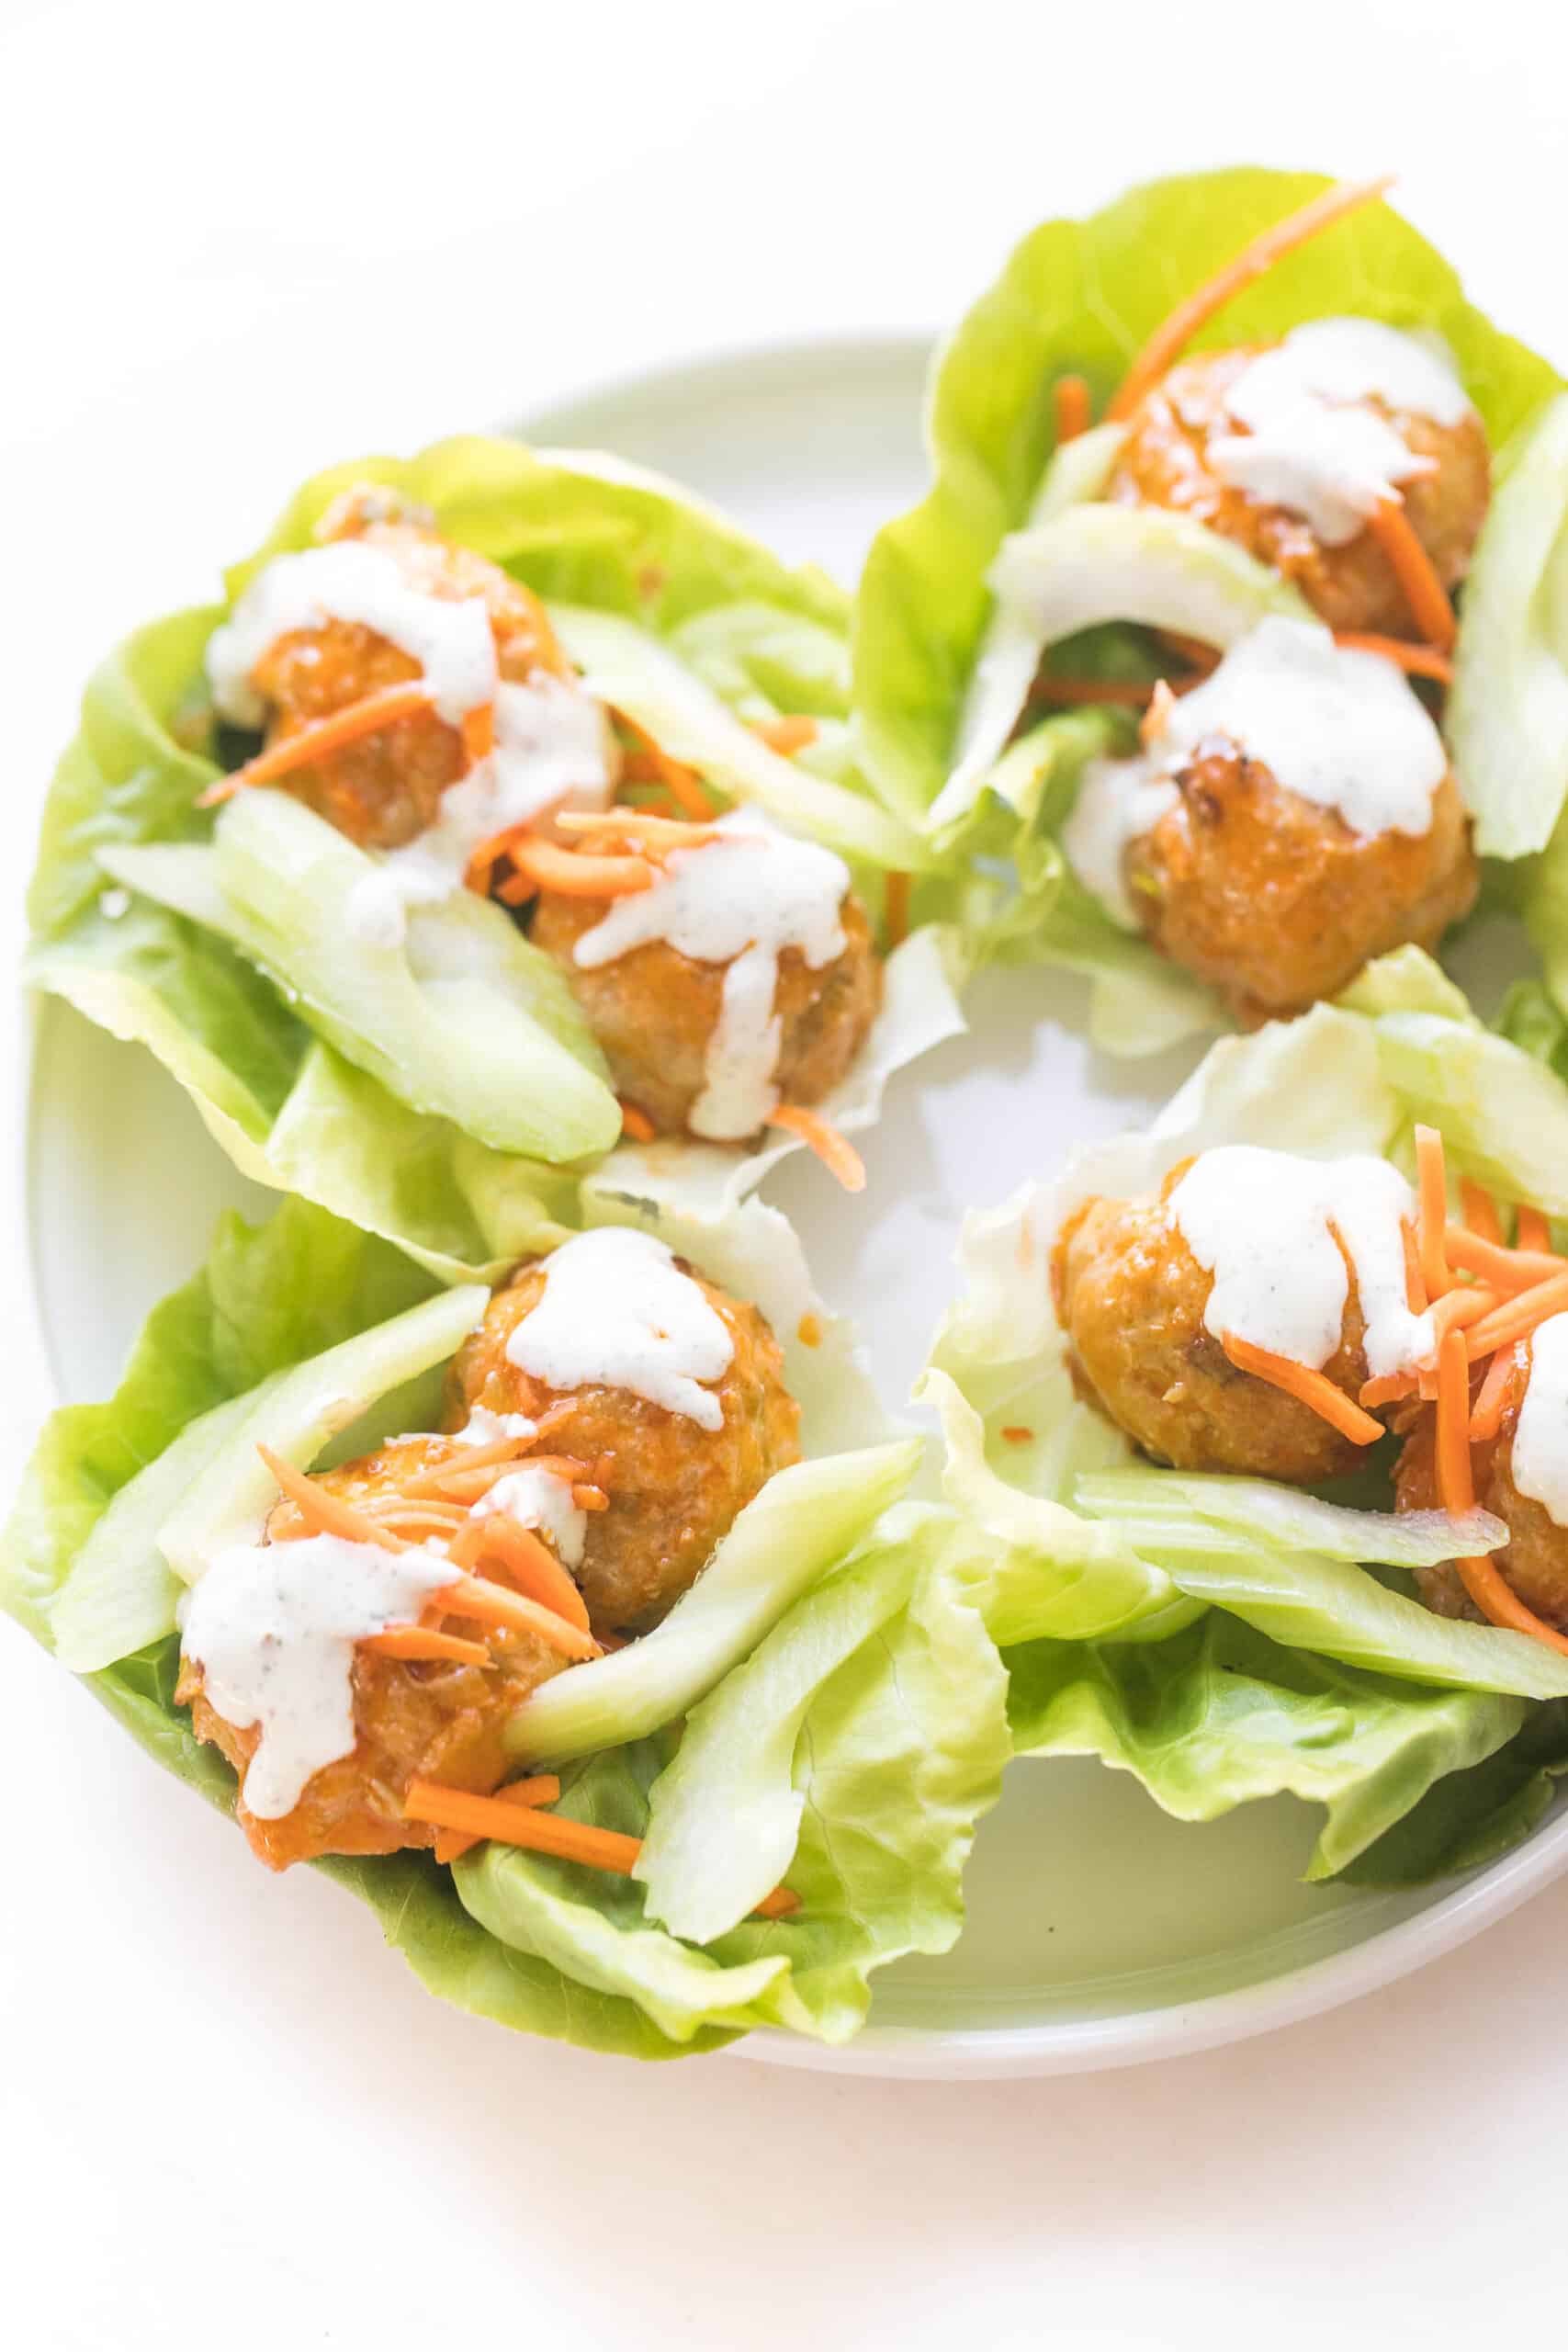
[529,884,881,1139]
[1124,746,1477,1023]
[1395,1348,1568,1632]
[1053,1165,1377,1482]
[1106,345,1490,638]
[446,1253,802,1631]
[177,1435,568,1871]
[233,487,587,849]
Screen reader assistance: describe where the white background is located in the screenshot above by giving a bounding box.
[4,2,1566,2343]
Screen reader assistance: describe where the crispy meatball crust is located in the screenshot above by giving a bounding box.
[176,1436,566,1871]
[243,492,573,850]
[527,888,882,1139]
[1106,347,1491,639]
[446,1258,802,1631]
[1395,1356,1568,1630]
[1124,750,1478,1023]
[1052,1166,1375,1482]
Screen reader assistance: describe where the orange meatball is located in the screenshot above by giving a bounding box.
[1123,747,1477,1023]
[1106,346,1490,639]
[176,1436,567,1871]
[446,1256,801,1631]
[528,888,881,1140]
[1053,1165,1377,1482]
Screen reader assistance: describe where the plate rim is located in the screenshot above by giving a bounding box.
[20,329,1568,2084]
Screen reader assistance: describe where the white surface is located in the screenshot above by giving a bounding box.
[5,0,1568,2342]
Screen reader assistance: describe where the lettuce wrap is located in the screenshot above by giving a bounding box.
[852,166,1563,1051]
[0,1191,1044,2058]
[28,438,959,1282]
[918,950,1568,1875]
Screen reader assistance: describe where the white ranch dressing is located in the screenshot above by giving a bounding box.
[479,1464,587,1568]
[1060,618,1447,925]
[1206,317,1472,546]
[572,808,852,1139]
[1169,1147,1433,1380]
[207,542,498,729]
[179,1532,455,1819]
[344,675,615,948]
[453,1406,537,1447]
[504,1227,733,1432]
[1511,1314,1568,1530]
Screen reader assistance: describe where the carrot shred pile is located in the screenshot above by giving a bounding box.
[1054,375,1092,444]
[767,1104,866,1193]
[499,835,655,905]
[1106,175,1395,422]
[404,1778,801,1916]
[1365,501,1457,653]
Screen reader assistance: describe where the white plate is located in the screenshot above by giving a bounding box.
[25,335,1568,2080]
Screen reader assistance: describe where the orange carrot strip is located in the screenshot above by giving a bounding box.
[1334,632,1453,684]
[884,870,911,950]
[1445,1226,1565,1291]
[572,1484,609,1511]
[613,714,715,820]
[256,1446,411,1552]
[433,1773,562,1865]
[503,836,655,899]
[1221,1333,1384,1445]
[1455,1554,1568,1657]
[407,1780,800,1913]
[439,1570,599,1660]
[400,1437,531,1496]
[1470,1342,1526,1443]
[1427,1285,1504,1349]
[1359,1369,1417,1409]
[1459,1182,1503,1247]
[464,823,531,897]
[363,1625,492,1668]
[199,682,436,805]
[558,808,720,852]
[1435,1328,1475,1513]
[796,1313,824,1348]
[1517,1206,1552,1253]
[460,1513,592,1633]
[1415,1126,1450,1298]
[1054,374,1092,444]
[1365,500,1457,654]
[1401,1220,1427,1317]
[521,1454,592,1481]
[461,703,496,765]
[767,1105,866,1193]
[618,1100,658,1143]
[750,715,818,755]
[1107,175,1395,421]
[1001,1426,1035,1444]
[1461,1272,1568,1363]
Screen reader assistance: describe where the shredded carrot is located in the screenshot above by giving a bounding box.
[1435,1328,1475,1513]
[558,808,719,852]
[1334,632,1453,684]
[1107,176,1394,422]
[1221,1332,1384,1445]
[362,1625,491,1668]
[618,1099,658,1143]
[1460,1182,1503,1248]
[522,1454,593,1482]
[1001,1426,1035,1445]
[464,822,530,897]
[1359,1369,1416,1409]
[1139,680,1177,750]
[356,1504,473,1544]
[1054,374,1092,444]
[750,715,818,756]
[1517,1206,1552,1254]
[461,703,497,765]
[501,836,655,902]
[405,1779,800,1914]
[400,1436,530,1496]
[432,1774,561,1865]
[199,682,437,806]
[1470,1342,1525,1443]
[1401,1219,1427,1316]
[572,1484,609,1512]
[767,1105,865,1193]
[796,1313,824,1349]
[458,1514,592,1634]
[257,1446,411,1552]
[1428,1285,1503,1347]
[1415,1126,1450,1299]
[1365,500,1457,654]
[1444,1226,1563,1292]
[1461,1271,1568,1363]
[884,870,911,950]
[1455,1553,1568,1657]
[439,1569,600,1660]
[613,713,715,819]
